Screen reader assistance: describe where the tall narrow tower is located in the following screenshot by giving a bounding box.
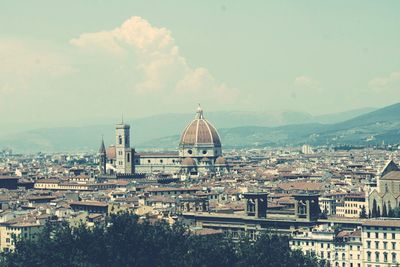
[98,137,107,175]
[115,119,133,174]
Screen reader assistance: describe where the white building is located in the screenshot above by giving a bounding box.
[301,144,314,155]
[291,219,400,267]
[290,224,362,267]
[362,220,400,267]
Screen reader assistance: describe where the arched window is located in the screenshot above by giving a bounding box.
[375,252,380,261]
[127,153,130,163]
[118,135,122,145]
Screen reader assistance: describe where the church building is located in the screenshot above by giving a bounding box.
[98,106,229,177]
[368,160,400,217]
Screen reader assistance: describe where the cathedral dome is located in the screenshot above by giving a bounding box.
[215,156,227,165]
[181,157,196,166]
[179,106,221,147]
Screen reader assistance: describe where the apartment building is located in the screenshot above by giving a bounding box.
[0,221,42,252]
[362,220,400,267]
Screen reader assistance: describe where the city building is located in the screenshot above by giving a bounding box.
[362,219,400,266]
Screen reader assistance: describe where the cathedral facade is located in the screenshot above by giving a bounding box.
[98,106,229,177]
[368,160,400,217]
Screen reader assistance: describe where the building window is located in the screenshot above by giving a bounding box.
[384,252,388,263]
[127,153,130,163]
[188,149,192,155]
[375,252,380,262]
[392,253,397,263]
[367,251,371,261]
[392,242,396,250]
[119,135,122,145]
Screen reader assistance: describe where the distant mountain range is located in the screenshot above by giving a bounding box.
[2,104,399,153]
[135,104,400,149]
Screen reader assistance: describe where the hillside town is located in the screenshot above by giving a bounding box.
[1,107,400,267]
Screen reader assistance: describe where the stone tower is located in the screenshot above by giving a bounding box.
[243,192,268,218]
[98,137,107,175]
[294,194,320,221]
[115,119,133,174]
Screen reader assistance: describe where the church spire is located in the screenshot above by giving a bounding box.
[99,136,106,154]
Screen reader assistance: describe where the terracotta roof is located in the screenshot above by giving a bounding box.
[193,228,224,236]
[349,229,361,237]
[106,146,116,159]
[70,201,108,208]
[363,219,400,228]
[277,181,324,191]
[147,187,200,192]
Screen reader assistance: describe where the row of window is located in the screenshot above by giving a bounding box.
[344,203,363,208]
[366,251,397,263]
[366,240,396,250]
[366,231,396,239]
[294,241,361,251]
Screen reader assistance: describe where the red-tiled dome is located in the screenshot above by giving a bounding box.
[180,106,221,146]
[181,157,196,166]
[215,156,227,165]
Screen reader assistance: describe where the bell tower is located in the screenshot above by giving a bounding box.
[115,117,133,174]
[98,137,107,175]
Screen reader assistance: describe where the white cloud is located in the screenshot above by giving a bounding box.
[368,71,400,90]
[70,16,238,103]
[0,40,72,93]
[293,76,320,90]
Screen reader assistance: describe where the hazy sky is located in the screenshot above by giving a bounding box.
[1,1,399,128]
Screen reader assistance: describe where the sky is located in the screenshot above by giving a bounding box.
[0,0,399,130]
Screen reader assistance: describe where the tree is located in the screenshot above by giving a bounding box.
[383,203,388,217]
[372,199,378,218]
[389,207,400,218]
[359,206,367,219]
[2,213,322,267]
